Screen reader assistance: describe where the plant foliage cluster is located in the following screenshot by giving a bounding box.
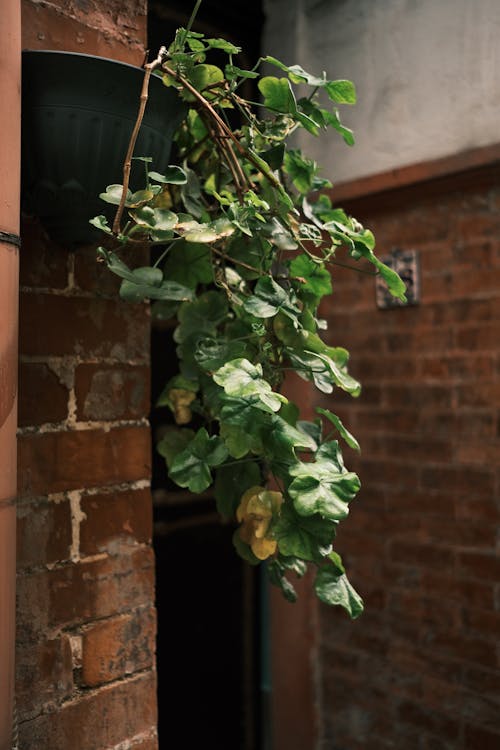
[93,13,406,617]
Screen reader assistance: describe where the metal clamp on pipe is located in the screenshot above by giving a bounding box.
[0,231,21,248]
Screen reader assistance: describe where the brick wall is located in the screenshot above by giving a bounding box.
[17,3,158,749]
[316,178,500,749]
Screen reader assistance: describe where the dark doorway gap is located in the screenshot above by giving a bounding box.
[147,3,266,748]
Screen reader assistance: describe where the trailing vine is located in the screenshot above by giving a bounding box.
[92,9,406,617]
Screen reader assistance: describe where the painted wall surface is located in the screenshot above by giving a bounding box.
[263,0,500,183]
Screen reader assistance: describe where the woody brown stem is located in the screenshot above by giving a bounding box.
[113,48,168,234]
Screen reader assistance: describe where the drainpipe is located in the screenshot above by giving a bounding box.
[0,0,21,748]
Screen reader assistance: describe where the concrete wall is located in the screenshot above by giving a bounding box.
[263,0,500,183]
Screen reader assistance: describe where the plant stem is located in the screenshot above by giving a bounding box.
[113,47,168,234]
[184,0,203,40]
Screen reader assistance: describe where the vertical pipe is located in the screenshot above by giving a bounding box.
[0,1,21,748]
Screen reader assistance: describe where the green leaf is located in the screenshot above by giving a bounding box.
[274,503,336,561]
[129,206,178,231]
[175,291,228,342]
[322,109,355,146]
[262,57,325,87]
[261,144,286,170]
[314,567,364,618]
[127,189,158,208]
[258,76,297,115]
[214,461,261,517]
[220,422,255,458]
[262,57,356,103]
[284,149,318,194]
[97,248,193,303]
[157,426,195,467]
[149,166,188,184]
[119,277,193,303]
[289,254,332,299]
[213,358,286,413]
[163,241,213,289]
[194,337,250,372]
[99,184,131,206]
[206,38,241,54]
[316,407,360,451]
[188,64,225,93]
[225,64,259,81]
[179,218,235,243]
[288,441,360,521]
[243,276,301,320]
[169,427,229,493]
[89,215,112,234]
[267,560,298,602]
[351,243,407,301]
[325,79,357,104]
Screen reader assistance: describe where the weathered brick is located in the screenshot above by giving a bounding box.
[396,700,460,743]
[420,466,495,496]
[20,217,69,289]
[464,724,500,750]
[17,672,156,750]
[18,425,151,496]
[81,607,156,686]
[17,547,155,638]
[16,637,73,720]
[19,293,149,361]
[74,363,150,421]
[17,497,72,569]
[80,488,152,556]
[21,0,147,64]
[73,244,149,295]
[18,361,69,426]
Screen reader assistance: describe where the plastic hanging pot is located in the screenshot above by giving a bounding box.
[21,50,186,246]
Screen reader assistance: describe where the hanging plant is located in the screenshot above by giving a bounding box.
[92,1,406,618]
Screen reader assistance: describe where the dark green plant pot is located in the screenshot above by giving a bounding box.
[22,50,185,246]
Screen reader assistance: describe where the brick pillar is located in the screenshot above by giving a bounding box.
[18,3,158,749]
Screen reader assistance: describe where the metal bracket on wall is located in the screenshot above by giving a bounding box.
[376,247,420,309]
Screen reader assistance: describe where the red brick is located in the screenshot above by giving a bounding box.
[21,0,147,64]
[19,292,149,360]
[396,700,460,743]
[80,488,152,556]
[455,323,500,351]
[423,630,498,668]
[463,608,500,639]
[462,666,500,702]
[420,465,494,496]
[17,547,155,637]
[17,497,72,568]
[464,724,500,750]
[453,266,500,297]
[382,384,453,409]
[18,672,157,750]
[456,381,500,408]
[459,552,500,581]
[20,217,69,288]
[18,361,69,426]
[456,213,500,240]
[18,425,151,496]
[81,607,156,686]
[75,363,150,421]
[73,244,149,295]
[128,736,159,750]
[16,637,73,720]
[453,239,493,266]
